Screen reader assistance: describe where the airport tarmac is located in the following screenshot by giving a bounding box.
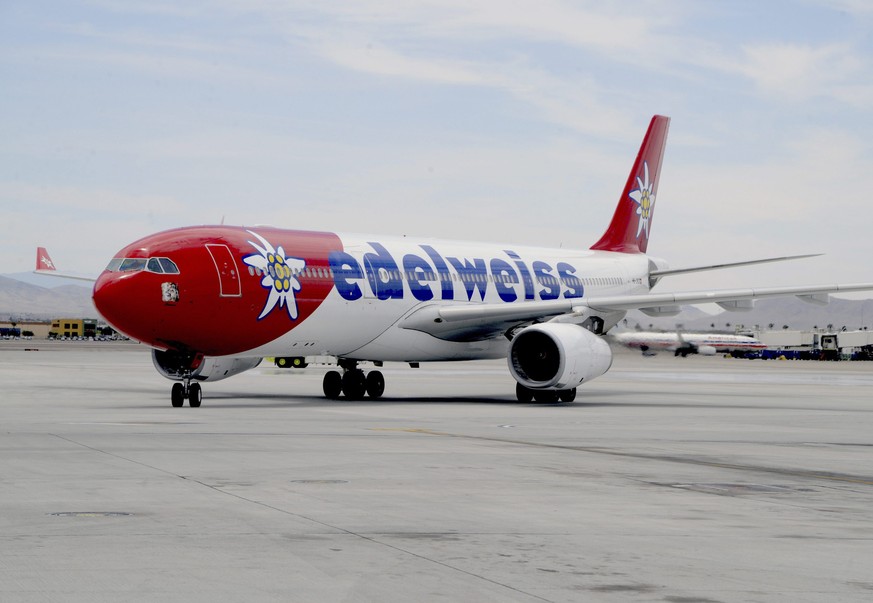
[2,343,873,602]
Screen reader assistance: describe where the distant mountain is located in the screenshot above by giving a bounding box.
[625,296,873,332]
[0,275,96,320]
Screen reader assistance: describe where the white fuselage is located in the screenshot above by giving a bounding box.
[246,234,653,361]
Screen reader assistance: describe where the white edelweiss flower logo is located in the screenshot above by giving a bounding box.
[629,161,655,239]
[242,230,306,320]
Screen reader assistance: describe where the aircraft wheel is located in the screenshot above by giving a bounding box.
[515,383,534,403]
[534,390,559,403]
[323,371,342,399]
[558,388,577,403]
[366,371,385,399]
[171,382,185,408]
[188,382,202,407]
[291,357,308,369]
[341,369,366,400]
[275,357,288,368]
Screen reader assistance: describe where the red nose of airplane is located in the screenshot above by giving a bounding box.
[93,225,342,357]
[93,264,172,347]
[91,238,190,350]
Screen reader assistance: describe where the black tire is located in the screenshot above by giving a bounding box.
[275,357,288,368]
[291,357,308,369]
[558,388,577,403]
[341,369,366,400]
[188,382,202,407]
[171,382,184,408]
[534,390,559,403]
[366,371,385,399]
[515,382,534,403]
[323,370,342,399]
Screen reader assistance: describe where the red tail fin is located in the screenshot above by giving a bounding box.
[36,247,56,271]
[590,115,670,254]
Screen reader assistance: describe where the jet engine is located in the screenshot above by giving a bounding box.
[152,349,262,382]
[508,323,613,390]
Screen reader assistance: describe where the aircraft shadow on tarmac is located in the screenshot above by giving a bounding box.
[37,382,853,412]
[127,389,829,412]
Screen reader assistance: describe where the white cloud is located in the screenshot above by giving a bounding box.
[737,43,862,100]
[303,37,482,84]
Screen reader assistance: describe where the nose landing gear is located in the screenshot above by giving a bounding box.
[323,360,384,400]
[170,379,202,407]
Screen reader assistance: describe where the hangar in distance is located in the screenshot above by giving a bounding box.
[36,116,873,406]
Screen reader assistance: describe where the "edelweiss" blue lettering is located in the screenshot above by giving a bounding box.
[328,243,584,303]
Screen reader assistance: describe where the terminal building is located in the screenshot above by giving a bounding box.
[49,318,99,339]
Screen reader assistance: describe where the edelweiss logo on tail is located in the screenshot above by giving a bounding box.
[589,115,668,254]
[630,161,655,240]
[242,230,306,320]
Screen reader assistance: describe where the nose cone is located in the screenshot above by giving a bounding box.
[92,271,136,340]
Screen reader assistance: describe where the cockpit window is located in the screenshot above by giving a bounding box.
[158,258,180,274]
[147,258,163,273]
[119,258,147,272]
[105,257,180,274]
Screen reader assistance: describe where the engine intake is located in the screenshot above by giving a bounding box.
[152,349,261,382]
[508,323,613,390]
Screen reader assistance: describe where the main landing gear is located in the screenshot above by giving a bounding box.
[515,383,577,403]
[323,360,385,400]
[170,379,202,408]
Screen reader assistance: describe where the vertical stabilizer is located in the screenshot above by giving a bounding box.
[590,115,670,254]
[36,247,56,272]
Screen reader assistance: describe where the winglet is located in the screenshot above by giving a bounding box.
[36,247,56,272]
[590,115,670,254]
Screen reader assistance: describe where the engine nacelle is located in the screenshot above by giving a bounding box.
[508,323,613,390]
[152,349,262,383]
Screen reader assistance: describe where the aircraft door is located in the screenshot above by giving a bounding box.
[205,244,242,297]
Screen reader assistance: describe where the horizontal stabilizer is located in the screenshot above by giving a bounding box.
[650,254,822,283]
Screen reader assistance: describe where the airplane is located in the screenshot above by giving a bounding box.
[35,115,873,407]
[611,330,767,357]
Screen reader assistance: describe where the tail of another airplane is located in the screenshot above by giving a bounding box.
[33,246,96,282]
[590,115,670,254]
[36,247,56,272]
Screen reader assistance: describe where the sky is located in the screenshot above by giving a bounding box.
[2,0,872,296]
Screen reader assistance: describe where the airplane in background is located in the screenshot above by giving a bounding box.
[611,330,767,357]
[35,115,873,407]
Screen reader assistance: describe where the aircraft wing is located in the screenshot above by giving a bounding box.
[400,282,873,340]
